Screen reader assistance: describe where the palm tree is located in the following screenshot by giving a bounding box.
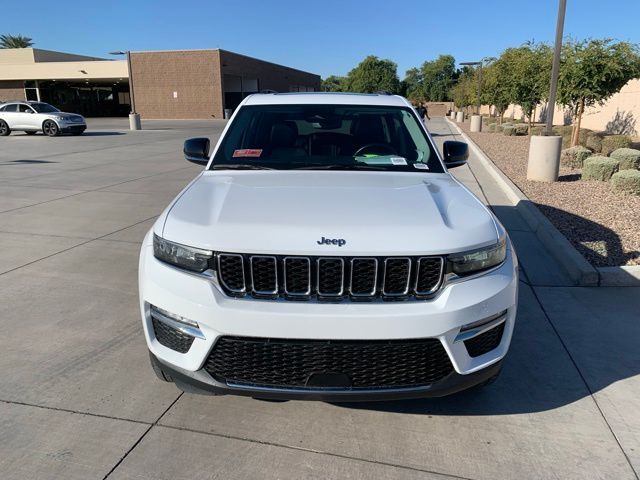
[0,34,34,48]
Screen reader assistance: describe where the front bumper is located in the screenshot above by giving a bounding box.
[152,352,503,401]
[59,123,86,134]
[139,229,518,398]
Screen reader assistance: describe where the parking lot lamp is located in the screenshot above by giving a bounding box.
[109,50,141,130]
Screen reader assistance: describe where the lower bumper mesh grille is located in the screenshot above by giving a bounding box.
[464,323,505,357]
[204,336,454,389]
[152,317,195,353]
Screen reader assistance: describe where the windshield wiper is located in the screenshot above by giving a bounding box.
[212,164,275,170]
[295,164,387,171]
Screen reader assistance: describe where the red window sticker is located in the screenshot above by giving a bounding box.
[233,149,262,158]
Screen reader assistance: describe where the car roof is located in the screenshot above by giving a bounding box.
[242,92,411,107]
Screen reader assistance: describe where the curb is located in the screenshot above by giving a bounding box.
[445,118,640,287]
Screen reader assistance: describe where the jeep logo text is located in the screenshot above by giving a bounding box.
[317,236,346,247]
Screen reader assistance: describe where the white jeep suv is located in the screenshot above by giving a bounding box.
[0,101,86,136]
[139,93,518,401]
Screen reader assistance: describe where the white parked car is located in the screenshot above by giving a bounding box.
[139,93,518,401]
[0,101,86,136]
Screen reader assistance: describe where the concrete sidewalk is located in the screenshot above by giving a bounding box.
[0,117,638,479]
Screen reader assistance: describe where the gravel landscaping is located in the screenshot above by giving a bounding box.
[458,121,640,267]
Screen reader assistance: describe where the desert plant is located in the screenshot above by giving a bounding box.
[610,148,640,170]
[610,169,640,195]
[514,124,529,135]
[582,156,620,181]
[560,146,592,169]
[601,135,632,156]
[502,125,516,136]
[530,126,544,136]
[487,123,499,133]
[585,132,604,153]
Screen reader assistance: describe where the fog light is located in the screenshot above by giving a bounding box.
[455,310,507,343]
[149,304,205,339]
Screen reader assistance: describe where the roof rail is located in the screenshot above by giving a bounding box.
[375,90,393,95]
[260,89,278,94]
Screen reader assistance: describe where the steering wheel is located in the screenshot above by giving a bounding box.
[353,143,398,157]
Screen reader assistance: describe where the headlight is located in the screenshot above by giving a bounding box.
[153,234,213,272]
[449,237,506,276]
[54,115,66,121]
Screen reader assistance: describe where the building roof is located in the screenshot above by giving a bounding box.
[243,92,410,107]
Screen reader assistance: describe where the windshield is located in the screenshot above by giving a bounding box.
[211,104,443,172]
[30,103,60,113]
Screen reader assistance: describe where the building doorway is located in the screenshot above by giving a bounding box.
[37,80,130,117]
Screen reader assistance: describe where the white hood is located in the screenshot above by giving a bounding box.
[161,171,498,256]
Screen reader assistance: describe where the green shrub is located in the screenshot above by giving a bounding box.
[610,169,640,195]
[502,126,516,136]
[530,126,544,136]
[585,132,604,153]
[610,148,640,170]
[488,123,499,133]
[501,122,513,128]
[601,135,632,155]
[514,124,529,136]
[582,156,620,181]
[561,146,592,169]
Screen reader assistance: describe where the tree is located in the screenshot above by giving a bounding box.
[558,39,640,146]
[0,34,33,48]
[401,67,424,102]
[344,56,401,94]
[481,59,511,123]
[420,54,456,101]
[321,75,346,92]
[450,66,476,112]
[501,43,552,134]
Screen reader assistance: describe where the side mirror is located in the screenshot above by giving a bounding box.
[442,141,468,168]
[184,137,210,165]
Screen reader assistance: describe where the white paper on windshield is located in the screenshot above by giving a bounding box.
[413,163,429,170]
[390,157,407,165]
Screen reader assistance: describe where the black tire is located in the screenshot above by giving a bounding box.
[25,131,37,135]
[42,120,59,137]
[149,352,173,382]
[0,120,10,136]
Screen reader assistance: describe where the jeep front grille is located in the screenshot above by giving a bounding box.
[215,253,444,301]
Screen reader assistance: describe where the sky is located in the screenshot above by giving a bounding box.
[2,0,639,79]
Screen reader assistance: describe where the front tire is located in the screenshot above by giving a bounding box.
[42,120,59,137]
[0,120,10,136]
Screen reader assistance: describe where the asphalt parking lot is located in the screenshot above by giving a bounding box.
[1,117,639,480]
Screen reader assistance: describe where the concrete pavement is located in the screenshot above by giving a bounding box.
[0,117,638,479]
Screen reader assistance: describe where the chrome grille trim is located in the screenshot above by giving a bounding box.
[283,256,311,296]
[217,253,246,294]
[249,255,278,295]
[349,258,378,297]
[414,257,445,296]
[316,257,345,297]
[215,253,444,302]
[382,257,412,296]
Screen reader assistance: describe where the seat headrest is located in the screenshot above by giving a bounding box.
[351,115,386,143]
[270,122,297,148]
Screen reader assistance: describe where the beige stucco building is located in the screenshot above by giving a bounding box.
[0,48,320,118]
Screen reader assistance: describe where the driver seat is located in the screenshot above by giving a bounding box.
[351,115,388,151]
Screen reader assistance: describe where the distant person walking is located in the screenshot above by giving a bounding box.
[421,102,431,121]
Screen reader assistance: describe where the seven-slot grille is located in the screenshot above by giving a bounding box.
[215,253,444,301]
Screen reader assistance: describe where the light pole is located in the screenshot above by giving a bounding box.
[526,0,566,182]
[544,0,567,135]
[460,61,482,115]
[109,50,141,130]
